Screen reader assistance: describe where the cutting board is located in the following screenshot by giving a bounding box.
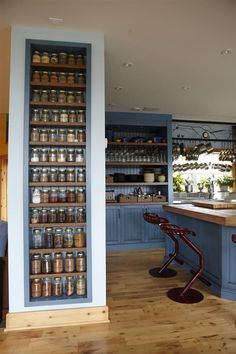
[192,200,236,209]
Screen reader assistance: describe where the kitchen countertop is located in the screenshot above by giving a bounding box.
[163,203,236,226]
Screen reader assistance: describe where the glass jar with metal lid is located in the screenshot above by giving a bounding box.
[58,72,67,84]
[31,254,42,275]
[77,110,85,123]
[48,168,58,182]
[57,128,66,142]
[41,109,50,122]
[30,128,40,142]
[44,227,54,248]
[77,129,86,143]
[31,109,40,122]
[59,52,67,64]
[77,168,85,182]
[66,168,75,182]
[67,73,75,85]
[76,188,85,203]
[75,91,84,103]
[49,148,57,162]
[67,148,75,162]
[67,188,76,203]
[64,228,74,248]
[31,148,40,162]
[40,209,48,223]
[39,148,49,162]
[75,251,86,272]
[42,278,52,297]
[65,276,75,296]
[51,109,59,122]
[58,90,67,104]
[40,188,49,203]
[50,53,58,64]
[68,54,76,65]
[31,278,42,298]
[49,90,57,103]
[32,51,41,64]
[76,54,84,65]
[41,71,49,83]
[54,228,63,248]
[41,90,49,103]
[31,168,40,182]
[58,168,66,182]
[53,277,63,296]
[66,208,75,223]
[77,73,85,84]
[32,90,40,102]
[58,208,66,223]
[58,188,67,203]
[57,148,66,163]
[50,72,58,84]
[32,188,41,204]
[39,129,49,142]
[59,110,68,122]
[48,129,57,143]
[32,228,44,249]
[67,91,75,104]
[75,149,84,163]
[67,129,75,143]
[68,110,77,123]
[74,228,86,248]
[31,209,40,224]
[64,252,75,273]
[41,52,50,64]
[48,208,57,223]
[42,253,52,274]
[76,275,86,296]
[49,189,58,203]
[32,71,41,82]
[77,207,86,223]
[53,253,63,273]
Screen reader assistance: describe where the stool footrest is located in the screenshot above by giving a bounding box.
[167,287,204,304]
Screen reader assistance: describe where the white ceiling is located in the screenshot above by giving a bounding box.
[1,0,236,122]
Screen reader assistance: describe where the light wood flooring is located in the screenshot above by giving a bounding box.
[1,249,236,353]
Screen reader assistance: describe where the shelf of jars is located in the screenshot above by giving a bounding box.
[29,223,86,228]
[30,121,86,127]
[31,82,86,90]
[29,182,86,187]
[30,162,86,166]
[106,162,168,166]
[106,182,168,186]
[31,62,86,71]
[30,247,86,254]
[30,272,86,280]
[108,142,167,147]
[29,142,86,146]
[30,102,86,108]
[29,203,86,207]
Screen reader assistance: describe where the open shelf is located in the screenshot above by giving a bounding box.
[29,223,86,228]
[106,162,168,166]
[30,162,86,166]
[30,101,86,108]
[31,63,86,71]
[106,182,168,186]
[31,82,86,90]
[29,203,86,207]
[29,141,86,147]
[108,142,167,146]
[30,247,86,254]
[30,271,87,279]
[30,121,86,127]
[29,182,86,187]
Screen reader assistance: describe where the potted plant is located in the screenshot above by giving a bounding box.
[216,175,235,192]
[173,173,185,192]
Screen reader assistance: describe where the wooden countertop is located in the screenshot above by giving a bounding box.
[163,204,236,226]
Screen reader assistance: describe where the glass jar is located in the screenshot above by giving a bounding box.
[39,129,49,142]
[51,109,60,122]
[67,73,75,85]
[67,188,76,203]
[40,189,49,203]
[76,275,86,296]
[48,208,57,223]
[50,53,58,64]
[65,276,75,296]
[32,228,44,249]
[49,148,57,162]
[31,278,42,298]
[44,227,54,248]
[41,109,50,122]
[77,207,85,223]
[58,90,67,104]
[40,148,49,162]
[48,168,58,182]
[58,72,67,84]
[31,209,40,224]
[58,168,66,182]
[66,168,75,182]
[59,110,68,123]
[31,109,40,122]
[49,90,57,103]
[41,71,49,83]
[50,71,58,83]
[64,252,75,273]
[75,91,84,103]
[53,253,63,273]
[67,148,75,162]
[42,277,52,297]
[75,251,86,272]
[68,54,75,65]
[67,129,75,142]
[32,90,40,102]
[66,208,75,223]
[39,168,48,182]
[76,188,85,203]
[77,110,85,123]
[67,91,75,104]
[42,253,52,274]
[30,128,40,142]
[49,189,58,203]
[53,277,63,296]
[57,129,66,142]
[77,129,86,143]
[76,54,84,65]
[32,71,41,82]
[57,148,66,163]
[40,209,48,223]
[48,129,57,143]
[32,51,41,64]
[68,110,77,123]
[75,149,84,163]
[31,168,40,182]
[58,208,66,223]
[77,168,86,182]
[32,188,41,204]
[41,90,49,103]
[54,228,63,248]
[77,73,85,84]
[59,52,67,64]
[31,254,41,275]
[41,52,50,64]
[74,228,86,248]
[58,188,67,203]
[64,228,74,248]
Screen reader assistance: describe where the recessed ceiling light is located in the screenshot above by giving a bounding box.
[48,17,64,25]
[220,48,232,55]
[122,62,134,67]
[130,106,143,111]
[181,85,191,91]
[114,86,123,91]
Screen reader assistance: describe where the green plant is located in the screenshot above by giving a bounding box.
[200,177,212,190]
[173,173,185,192]
[216,175,235,188]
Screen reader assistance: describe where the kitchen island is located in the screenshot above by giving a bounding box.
[163,204,236,300]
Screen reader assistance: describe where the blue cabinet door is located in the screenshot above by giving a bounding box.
[106,206,120,244]
[120,206,145,244]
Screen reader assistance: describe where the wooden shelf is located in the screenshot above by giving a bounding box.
[30,102,86,108]
[30,271,87,279]
[31,63,86,71]
[29,141,86,147]
[30,247,86,254]
[108,142,167,146]
[29,223,86,228]
[106,182,168,186]
[106,202,168,206]
[29,203,86,208]
[29,182,86,187]
[30,162,86,166]
[106,162,168,166]
[31,82,86,90]
[30,121,86,127]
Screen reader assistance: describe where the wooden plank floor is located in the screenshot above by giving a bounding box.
[1,249,236,353]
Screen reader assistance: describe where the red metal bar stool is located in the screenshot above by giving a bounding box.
[160,224,204,304]
[143,213,179,278]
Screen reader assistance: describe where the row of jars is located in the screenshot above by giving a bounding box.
[32,71,85,85]
[31,148,85,163]
[31,275,86,298]
[30,207,86,224]
[32,89,85,104]
[30,128,86,143]
[31,167,85,182]
[32,227,86,249]
[31,251,86,275]
[32,187,86,204]
[32,51,85,66]
[31,109,85,123]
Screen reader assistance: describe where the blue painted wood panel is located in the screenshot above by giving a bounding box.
[106,207,120,244]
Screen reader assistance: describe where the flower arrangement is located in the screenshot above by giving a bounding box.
[216,175,235,188]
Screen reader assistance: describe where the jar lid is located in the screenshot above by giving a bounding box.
[59,72,66,76]
[33,51,40,54]
[41,90,48,93]
[42,52,49,55]
[55,228,62,232]
[66,253,73,257]
[41,148,49,152]
[68,54,75,57]
[60,110,68,113]
[33,278,41,282]
[76,252,85,257]
[58,128,66,132]
[54,253,62,257]
[32,109,40,112]
[67,129,75,133]
[33,229,42,233]
[52,109,59,113]
[50,89,57,93]
[59,52,67,56]
[42,71,49,74]
[51,53,58,56]
[69,110,76,113]
[45,227,53,231]
[68,73,75,76]
[75,227,84,232]
[43,254,51,258]
[33,254,41,258]
[50,168,58,172]
[67,91,74,95]
[59,188,66,192]
[67,148,75,152]
[31,168,39,172]
[50,148,57,152]
[50,188,58,192]
[54,277,61,281]
[59,208,65,211]
[33,89,40,93]
[32,209,39,213]
[42,209,48,213]
[42,109,49,112]
[51,72,58,75]
[59,90,66,93]
[58,167,66,171]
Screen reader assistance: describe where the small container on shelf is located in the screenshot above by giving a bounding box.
[75,149,84,163]
[76,188,85,203]
[58,208,66,223]
[64,228,74,248]
[41,209,49,223]
[67,148,75,162]
[53,253,63,273]
[31,109,40,122]
[50,72,58,84]
[54,228,63,248]
[57,128,67,142]
[49,90,57,103]
[31,148,40,162]
[32,228,44,249]
[41,188,49,203]
[49,148,57,162]
[51,109,60,122]
[32,90,40,102]
[67,91,75,104]
[40,168,49,182]
[58,168,66,182]
[50,53,58,64]
[67,73,75,85]
[76,275,86,296]
[31,209,40,224]
[68,110,77,123]
[68,54,76,65]
[77,129,86,143]
[77,110,85,123]
[75,91,84,104]
[41,52,50,64]
[30,128,40,142]
[41,90,49,103]
[58,72,67,84]
[32,71,41,82]
[58,188,67,203]
[31,168,40,182]
[53,277,63,297]
[58,90,67,104]
[48,208,57,223]
[64,252,75,272]
[65,276,75,296]
[48,168,58,182]
[75,251,86,272]
[59,52,67,65]
[66,208,75,223]
[77,207,86,223]
[59,110,68,123]
[31,278,42,298]
[41,109,50,122]
[40,148,49,162]
[32,188,41,204]
[77,168,86,182]
[67,129,76,143]
[49,188,58,203]
[74,228,86,248]
[66,168,75,182]
[31,253,42,275]
[42,278,52,297]
[77,73,85,85]
[32,51,41,64]
[39,129,49,142]
[57,148,66,163]
[41,71,49,83]
[67,188,76,203]
[48,129,57,143]
[76,54,84,65]
[44,227,54,249]
[42,253,52,274]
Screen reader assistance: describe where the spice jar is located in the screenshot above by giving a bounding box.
[58,90,67,104]
[41,109,50,122]
[57,148,66,163]
[49,168,58,182]
[68,110,77,123]
[66,208,75,223]
[49,148,57,162]
[77,73,85,84]
[75,251,86,272]
[40,209,48,223]
[31,168,40,182]
[32,71,41,82]
[53,253,63,273]
[31,209,40,224]
[66,168,75,182]
[67,188,76,203]
[57,129,66,142]
[41,71,49,83]
[65,252,75,272]
[40,189,49,203]
[41,52,50,64]
[40,148,49,162]
[58,208,66,223]
[77,207,85,223]
[41,90,49,103]
[42,278,52,297]
[67,91,75,104]
[58,72,67,84]
[64,228,74,248]
[77,110,85,123]
[58,168,66,182]
[77,129,86,143]
[32,188,41,204]
[48,129,57,143]
[53,277,63,296]
[50,71,58,83]
[74,228,86,248]
[39,129,49,142]
[49,90,57,103]
[68,54,75,65]
[49,189,58,203]
[42,253,52,274]
[48,208,57,223]
[75,91,84,103]
[31,109,40,122]
[31,254,42,275]
[67,129,75,142]
[65,276,75,296]
[76,188,85,203]
[76,54,84,65]
[58,188,67,203]
[67,148,75,162]
[40,168,49,182]
[31,278,42,298]
[76,275,86,296]
[59,52,67,64]
[50,53,58,64]
[30,128,40,142]
[32,51,41,63]
[77,168,86,182]
[67,73,75,84]
[32,90,40,102]
[54,228,63,248]
[51,109,59,122]
[59,110,68,122]
[75,149,84,163]
[32,228,44,249]
[44,227,54,248]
